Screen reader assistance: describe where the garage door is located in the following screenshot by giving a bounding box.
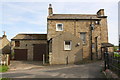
[14,49,28,60]
[33,44,47,61]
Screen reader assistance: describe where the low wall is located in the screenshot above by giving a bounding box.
[0,54,10,65]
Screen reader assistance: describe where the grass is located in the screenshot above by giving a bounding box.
[0,78,11,80]
[0,65,8,72]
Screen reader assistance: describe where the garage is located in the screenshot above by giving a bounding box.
[11,34,47,61]
[14,49,28,60]
[33,44,47,61]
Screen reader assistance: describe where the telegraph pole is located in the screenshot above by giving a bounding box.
[90,17,94,60]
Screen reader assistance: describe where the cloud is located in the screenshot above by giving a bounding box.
[2,15,40,25]
[1,3,47,27]
[0,2,118,45]
[4,3,40,14]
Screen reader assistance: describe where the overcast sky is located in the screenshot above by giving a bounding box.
[0,0,119,46]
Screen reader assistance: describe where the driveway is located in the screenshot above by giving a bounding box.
[8,60,43,70]
[1,61,106,78]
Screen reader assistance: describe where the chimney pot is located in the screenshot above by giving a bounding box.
[49,4,52,8]
[48,4,53,16]
[2,31,7,38]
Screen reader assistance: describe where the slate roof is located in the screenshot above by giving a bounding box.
[101,43,114,48]
[47,14,102,20]
[11,34,47,40]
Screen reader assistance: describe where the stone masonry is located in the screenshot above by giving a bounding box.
[47,4,108,59]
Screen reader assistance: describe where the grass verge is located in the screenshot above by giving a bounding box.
[0,65,8,72]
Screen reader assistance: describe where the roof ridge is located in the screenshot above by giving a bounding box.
[53,14,97,15]
[17,33,47,35]
[11,34,47,40]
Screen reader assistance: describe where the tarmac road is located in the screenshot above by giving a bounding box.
[1,61,106,78]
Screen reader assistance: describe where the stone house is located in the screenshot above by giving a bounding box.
[11,4,112,65]
[0,33,11,65]
[11,34,48,61]
[47,4,109,61]
[0,33,10,54]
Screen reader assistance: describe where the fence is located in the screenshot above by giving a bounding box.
[0,54,10,65]
[104,52,120,77]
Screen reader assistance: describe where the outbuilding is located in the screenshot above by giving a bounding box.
[11,34,48,61]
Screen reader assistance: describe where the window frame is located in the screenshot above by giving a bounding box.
[56,23,63,31]
[80,32,86,44]
[64,40,72,51]
[95,21,100,25]
[15,41,20,47]
[92,43,95,48]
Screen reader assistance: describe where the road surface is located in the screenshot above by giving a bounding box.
[1,61,106,78]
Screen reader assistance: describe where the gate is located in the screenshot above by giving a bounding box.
[104,52,120,77]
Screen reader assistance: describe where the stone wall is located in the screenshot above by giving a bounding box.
[49,32,83,64]
[0,54,10,65]
[92,18,108,59]
[47,20,90,58]
[47,18,108,59]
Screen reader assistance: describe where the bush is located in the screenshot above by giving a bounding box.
[114,52,120,57]
[113,46,119,51]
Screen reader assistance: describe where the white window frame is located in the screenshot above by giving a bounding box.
[95,21,100,25]
[92,43,95,48]
[56,23,63,31]
[64,41,72,50]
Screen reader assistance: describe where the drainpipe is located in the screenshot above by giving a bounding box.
[74,20,77,36]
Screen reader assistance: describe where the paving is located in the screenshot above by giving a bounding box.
[1,61,106,78]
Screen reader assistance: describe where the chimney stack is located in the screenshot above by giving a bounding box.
[97,9,104,16]
[48,4,53,16]
[2,31,7,38]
